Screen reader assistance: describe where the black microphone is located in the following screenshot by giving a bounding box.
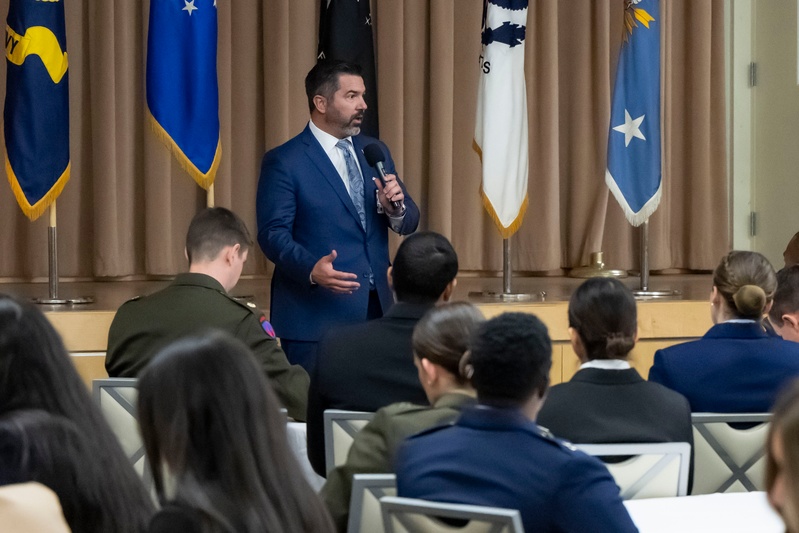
[363,143,402,210]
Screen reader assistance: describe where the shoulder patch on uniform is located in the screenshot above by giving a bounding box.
[259,316,276,338]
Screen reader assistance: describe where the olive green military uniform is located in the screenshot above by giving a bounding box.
[105,273,309,421]
[320,392,477,532]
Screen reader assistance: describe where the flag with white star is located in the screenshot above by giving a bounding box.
[318,0,379,138]
[146,0,220,189]
[474,0,529,238]
[605,0,660,227]
[4,0,71,220]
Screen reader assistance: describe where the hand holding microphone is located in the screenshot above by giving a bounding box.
[364,143,404,213]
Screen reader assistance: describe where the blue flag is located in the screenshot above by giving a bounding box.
[147,0,220,189]
[4,0,70,221]
[606,0,660,227]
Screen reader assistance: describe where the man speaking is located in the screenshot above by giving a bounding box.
[256,60,419,372]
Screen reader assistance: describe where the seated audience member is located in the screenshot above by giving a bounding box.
[0,482,70,533]
[0,410,131,533]
[769,265,799,342]
[106,207,308,421]
[0,294,154,532]
[767,378,799,533]
[784,232,799,267]
[321,302,482,532]
[307,231,459,475]
[538,278,693,447]
[395,313,638,533]
[137,331,333,533]
[649,251,799,413]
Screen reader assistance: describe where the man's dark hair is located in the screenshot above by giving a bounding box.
[770,265,799,324]
[186,207,252,264]
[391,231,458,304]
[305,59,363,114]
[469,312,552,408]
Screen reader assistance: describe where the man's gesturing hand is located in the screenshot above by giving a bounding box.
[311,250,361,294]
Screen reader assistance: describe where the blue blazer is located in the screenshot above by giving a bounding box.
[649,321,799,413]
[395,407,638,533]
[256,125,419,341]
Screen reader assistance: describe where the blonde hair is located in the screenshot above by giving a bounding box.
[713,251,776,319]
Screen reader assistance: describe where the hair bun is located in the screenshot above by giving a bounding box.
[732,284,767,317]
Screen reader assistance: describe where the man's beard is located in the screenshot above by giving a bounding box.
[341,113,364,136]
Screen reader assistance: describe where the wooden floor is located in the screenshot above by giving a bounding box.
[1,273,716,387]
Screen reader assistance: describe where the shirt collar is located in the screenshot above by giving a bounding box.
[579,359,631,370]
[308,119,352,153]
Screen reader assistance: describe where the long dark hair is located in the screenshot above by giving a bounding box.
[568,278,637,360]
[137,331,333,533]
[0,294,154,532]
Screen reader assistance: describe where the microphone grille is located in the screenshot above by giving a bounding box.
[363,143,386,166]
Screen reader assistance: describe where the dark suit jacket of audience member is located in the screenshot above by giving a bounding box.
[307,302,431,476]
[649,321,799,413]
[395,406,638,533]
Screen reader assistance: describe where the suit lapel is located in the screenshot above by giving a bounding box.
[301,126,365,231]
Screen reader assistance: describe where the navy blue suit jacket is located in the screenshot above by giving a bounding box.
[256,125,419,342]
[395,407,638,533]
[649,321,799,413]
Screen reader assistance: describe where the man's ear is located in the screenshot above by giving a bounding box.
[420,357,438,385]
[387,266,393,291]
[313,94,327,114]
[783,313,799,332]
[441,278,458,302]
[184,247,189,262]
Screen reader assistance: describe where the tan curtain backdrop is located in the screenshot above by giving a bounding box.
[0,0,727,280]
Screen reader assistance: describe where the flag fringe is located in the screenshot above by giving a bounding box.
[605,168,662,227]
[5,155,70,221]
[147,110,220,190]
[480,187,529,239]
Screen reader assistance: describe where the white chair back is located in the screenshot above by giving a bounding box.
[92,378,151,489]
[576,442,691,499]
[380,496,525,533]
[324,409,375,473]
[348,474,396,533]
[691,413,771,495]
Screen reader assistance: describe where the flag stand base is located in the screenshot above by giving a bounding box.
[468,238,545,302]
[32,216,94,306]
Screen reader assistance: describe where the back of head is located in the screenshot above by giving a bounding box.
[392,231,458,304]
[137,332,332,533]
[785,232,799,267]
[569,278,637,360]
[468,312,552,408]
[713,251,776,319]
[305,59,363,114]
[771,266,799,324]
[411,302,484,384]
[185,207,252,265]
[0,295,154,532]
[767,379,799,530]
[0,409,111,532]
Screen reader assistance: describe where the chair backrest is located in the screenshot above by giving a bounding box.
[691,413,771,495]
[576,442,691,499]
[324,409,375,473]
[380,496,525,533]
[348,474,397,533]
[92,378,151,489]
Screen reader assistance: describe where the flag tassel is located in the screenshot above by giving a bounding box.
[480,187,529,240]
[147,111,221,190]
[5,156,70,221]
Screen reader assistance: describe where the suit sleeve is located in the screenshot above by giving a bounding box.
[554,455,639,533]
[648,350,669,386]
[237,315,309,422]
[256,150,319,285]
[320,409,393,533]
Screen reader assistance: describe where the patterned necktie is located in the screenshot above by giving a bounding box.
[336,139,366,230]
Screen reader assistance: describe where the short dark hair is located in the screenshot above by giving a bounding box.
[185,207,252,264]
[569,278,637,360]
[138,332,333,532]
[305,59,363,114]
[469,312,552,407]
[391,231,459,304]
[770,266,799,324]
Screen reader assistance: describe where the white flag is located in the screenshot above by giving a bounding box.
[475,0,529,238]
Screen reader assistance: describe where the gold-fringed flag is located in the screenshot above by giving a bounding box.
[475,0,528,238]
[4,0,70,221]
[146,0,220,189]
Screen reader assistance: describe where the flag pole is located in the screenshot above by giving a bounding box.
[631,219,678,298]
[503,238,511,294]
[469,235,544,302]
[207,183,215,208]
[32,201,94,305]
